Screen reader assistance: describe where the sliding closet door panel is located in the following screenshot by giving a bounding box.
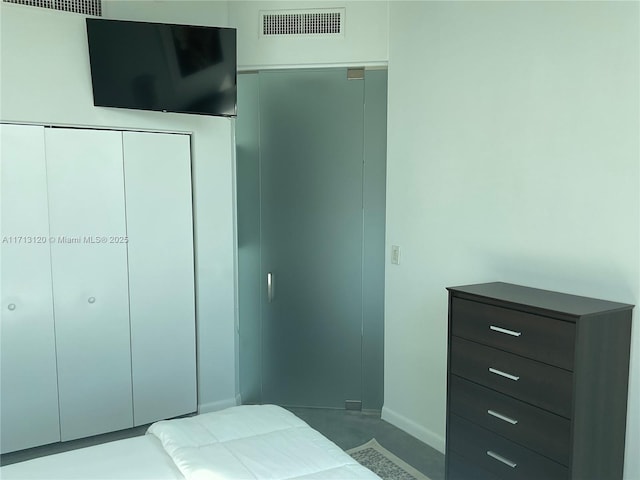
[0,124,60,453]
[123,131,196,426]
[260,69,364,407]
[45,128,133,441]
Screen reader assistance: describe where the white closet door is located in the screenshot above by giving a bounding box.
[45,128,133,440]
[0,125,60,453]
[123,131,196,426]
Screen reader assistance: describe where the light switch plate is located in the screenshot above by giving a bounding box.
[391,245,400,265]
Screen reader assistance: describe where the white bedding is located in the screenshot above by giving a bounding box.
[147,404,379,480]
[1,405,380,480]
[0,435,183,479]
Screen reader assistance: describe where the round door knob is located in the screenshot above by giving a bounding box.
[88,297,96,304]
[8,303,16,311]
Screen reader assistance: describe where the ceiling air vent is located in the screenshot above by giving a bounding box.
[261,8,344,37]
[3,0,101,16]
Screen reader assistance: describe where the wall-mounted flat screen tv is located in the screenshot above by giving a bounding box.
[86,18,237,117]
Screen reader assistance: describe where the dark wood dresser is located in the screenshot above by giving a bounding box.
[445,282,633,480]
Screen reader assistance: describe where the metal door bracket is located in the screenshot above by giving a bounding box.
[347,68,365,80]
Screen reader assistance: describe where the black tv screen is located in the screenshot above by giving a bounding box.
[86,18,236,117]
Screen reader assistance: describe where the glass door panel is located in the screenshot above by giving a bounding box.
[260,69,365,407]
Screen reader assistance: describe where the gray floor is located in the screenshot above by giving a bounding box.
[1,407,445,480]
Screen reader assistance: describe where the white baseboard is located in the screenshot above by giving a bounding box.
[381,406,446,454]
[198,396,240,414]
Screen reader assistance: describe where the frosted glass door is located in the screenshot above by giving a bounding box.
[123,131,196,426]
[236,72,262,405]
[260,69,365,407]
[45,128,133,441]
[0,124,60,453]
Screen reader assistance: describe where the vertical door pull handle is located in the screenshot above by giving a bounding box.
[487,451,517,468]
[489,367,520,381]
[488,409,518,425]
[267,272,274,303]
[490,325,521,337]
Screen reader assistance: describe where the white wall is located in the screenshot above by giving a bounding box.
[385,2,640,479]
[103,0,230,27]
[0,2,238,412]
[228,0,388,69]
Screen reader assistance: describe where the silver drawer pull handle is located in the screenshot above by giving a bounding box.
[487,451,517,468]
[488,409,518,425]
[267,272,274,303]
[490,325,521,337]
[489,367,520,381]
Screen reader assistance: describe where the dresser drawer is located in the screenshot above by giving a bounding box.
[448,375,570,465]
[448,414,568,480]
[451,297,575,370]
[450,337,573,418]
[448,451,502,480]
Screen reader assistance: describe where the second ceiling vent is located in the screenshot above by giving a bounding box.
[261,9,344,37]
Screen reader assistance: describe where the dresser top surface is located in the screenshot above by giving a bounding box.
[447,282,633,317]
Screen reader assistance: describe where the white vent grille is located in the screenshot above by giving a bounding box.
[261,9,344,37]
[3,0,101,16]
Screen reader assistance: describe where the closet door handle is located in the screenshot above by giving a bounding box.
[267,272,274,303]
[489,367,520,381]
[487,451,517,468]
[490,325,521,337]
